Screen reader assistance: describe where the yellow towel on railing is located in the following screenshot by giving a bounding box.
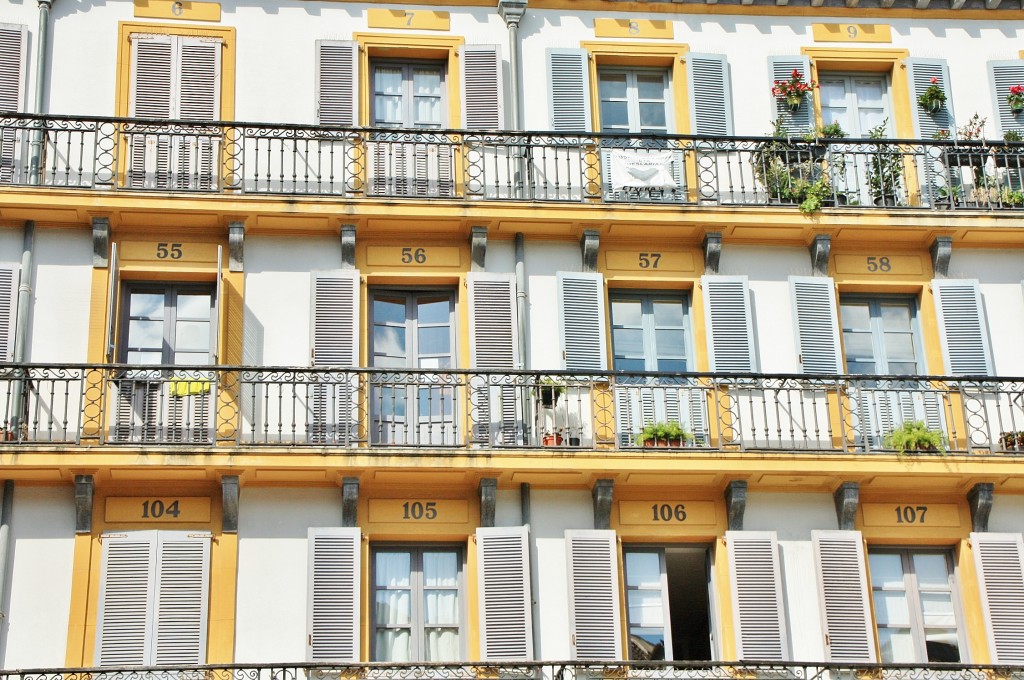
[169,377,212,397]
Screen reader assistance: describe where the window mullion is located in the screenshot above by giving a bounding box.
[164,288,177,365]
[903,550,930,662]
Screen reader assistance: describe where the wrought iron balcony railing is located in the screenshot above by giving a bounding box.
[2,112,1024,210]
[2,363,1024,455]
[2,660,1023,680]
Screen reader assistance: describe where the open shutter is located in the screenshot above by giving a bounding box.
[96,531,157,666]
[768,56,813,133]
[689,53,733,136]
[932,278,993,375]
[311,270,360,367]
[211,245,222,363]
[906,59,954,140]
[105,243,120,361]
[469,273,521,444]
[461,44,503,130]
[547,48,591,132]
[972,532,1024,664]
[790,276,841,375]
[566,529,621,660]
[129,35,174,189]
[557,272,607,371]
[153,531,211,665]
[307,527,361,662]
[989,61,1024,136]
[0,263,20,362]
[478,526,533,660]
[812,530,876,663]
[728,531,788,661]
[317,40,358,126]
[0,24,27,184]
[703,275,757,372]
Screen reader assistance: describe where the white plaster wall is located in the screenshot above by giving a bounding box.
[718,246,812,374]
[234,486,342,663]
[28,228,92,362]
[744,492,836,662]
[530,489,592,660]
[946,250,1024,377]
[525,241,583,370]
[1,485,75,669]
[988,494,1024,534]
[495,488,522,527]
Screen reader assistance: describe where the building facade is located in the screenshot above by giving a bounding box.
[0,0,1023,674]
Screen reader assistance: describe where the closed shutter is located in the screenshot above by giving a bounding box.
[311,270,360,367]
[812,530,876,663]
[0,263,20,361]
[768,56,813,133]
[989,61,1024,136]
[96,531,158,666]
[932,278,993,375]
[307,527,361,662]
[0,24,27,184]
[703,275,757,372]
[565,529,621,660]
[688,53,733,136]
[790,276,841,375]
[906,59,954,140]
[461,44,503,130]
[972,532,1024,664]
[547,48,591,132]
[557,272,607,371]
[153,531,211,665]
[129,35,174,189]
[469,273,521,444]
[727,530,788,661]
[478,526,533,660]
[317,41,359,126]
[177,37,220,190]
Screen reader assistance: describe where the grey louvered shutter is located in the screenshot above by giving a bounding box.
[688,53,733,136]
[906,59,954,140]
[768,56,813,133]
[0,25,27,185]
[308,527,361,662]
[96,531,157,666]
[972,532,1024,664]
[0,263,20,361]
[547,48,591,132]
[989,61,1024,136]
[311,270,360,367]
[105,243,120,361]
[153,531,211,665]
[478,526,533,660]
[129,35,174,189]
[177,37,220,190]
[703,275,757,372]
[565,529,621,660]
[469,273,520,444]
[317,40,358,126]
[932,278,992,375]
[812,530,876,663]
[727,530,788,661]
[461,44,503,130]
[557,272,607,371]
[790,276,841,375]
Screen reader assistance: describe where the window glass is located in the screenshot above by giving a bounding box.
[840,298,922,375]
[372,61,446,129]
[598,68,671,134]
[122,285,213,364]
[610,293,690,373]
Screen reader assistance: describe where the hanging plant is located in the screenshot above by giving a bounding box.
[917,77,946,113]
[772,69,817,112]
[1007,84,1024,114]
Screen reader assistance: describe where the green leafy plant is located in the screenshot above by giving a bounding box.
[1001,188,1024,207]
[936,183,962,207]
[535,377,565,407]
[956,113,987,141]
[803,122,847,141]
[917,76,947,112]
[884,421,945,455]
[771,69,817,110]
[1003,129,1022,143]
[792,176,835,214]
[867,120,905,206]
[635,421,693,447]
[1008,85,1024,113]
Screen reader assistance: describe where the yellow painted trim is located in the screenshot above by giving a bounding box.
[361,534,371,661]
[581,41,690,135]
[713,535,736,660]
[133,0,222,23]
[811,24,893,43]
[353,32,465,128]
[594,18,674,40]
[466,534,480,660]
[64,532,97,666]
[801,47,913,139]
[115,21,236,120]
[367,8,451,31]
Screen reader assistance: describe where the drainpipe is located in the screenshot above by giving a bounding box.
[0,482,13,630]
[498,0,527,131]
[10,222,34,434]
[28,0,55,184]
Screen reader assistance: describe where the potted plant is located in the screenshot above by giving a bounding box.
[935,183,962,210]
[917,76,947,113]
[1008,84,1024,114]
[635,421,693,448]
[1001,188,1024,207]
[536,377,564,408]
[801,122,847,161]
[867,120,904,207]
[1000,431,1019,451]
[991,129,1023,168]
[541,429,563,446]
[883,421,945,455]
[771,69,817,112]
[792,175,837,214]
[944,114,989,179]
[753,118,818,204]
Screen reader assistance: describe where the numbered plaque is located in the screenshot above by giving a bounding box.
[367,8,450,30]
[119,241,219,267]
[862,502,961,528]
[618,500,717,526]
[593,18,674,39]
[368,498,468,524]
[366,245,462,268]
[834,254,923,276]
[105,497,212,523]
[604,250,695,274]
[811,23,892,43]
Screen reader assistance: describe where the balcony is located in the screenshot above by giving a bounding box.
[2,112,1024,211]
[2,364,1024,455]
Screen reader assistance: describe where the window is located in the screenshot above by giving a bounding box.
[869,549,964,662]
[371,61,446,129]
[598,68,671,135]
[372,546,463,662]
[0,24,26,184]
[840,297,923,376]
[610,293,690,372]
[623,546,714,661]
[370,290,456,445]
[819,73,890,137]
[122,285,215,365]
